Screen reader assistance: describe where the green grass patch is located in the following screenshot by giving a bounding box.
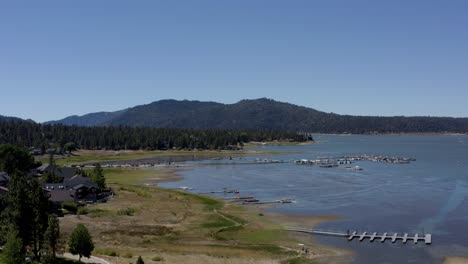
[117,207,136,216]
[118,185,152,198]
[201,215,233,228]
[193,194,223,210]
[281,257,317,264]
[104,168,171,185]
[53,149,278,166]
[248,244,291,255]
[218,212,247,225]
[225,229,286,244]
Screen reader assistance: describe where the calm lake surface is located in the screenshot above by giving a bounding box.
[160,135,468,263]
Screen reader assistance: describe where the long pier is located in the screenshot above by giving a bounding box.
[285,227,431,245]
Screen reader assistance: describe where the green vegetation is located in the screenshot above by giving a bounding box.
[201,215,233,228]
[0,117,307,151]
[136,256,144,264]
[0,144,38,174]
[44,98,468,133]
[43,214,60,260]
[193,194,223,211]
[62,201,78,214]
[68,224,94,262]
[104,168,172,185]
[91,163,106,190]
[2,226,24,264]
[116,207,136,216]
[281,257,318,264]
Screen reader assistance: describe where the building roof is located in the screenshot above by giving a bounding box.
[37,164,56,173]
[65,175,98,189]
[43,183,67,191]
[45,189,75,202]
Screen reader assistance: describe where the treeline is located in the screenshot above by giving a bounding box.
[0,119,309,151]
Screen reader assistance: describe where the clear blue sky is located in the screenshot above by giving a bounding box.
[1,0,467,122]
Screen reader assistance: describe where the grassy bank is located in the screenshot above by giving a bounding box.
[44,149,285,166]
[59,167,344,263]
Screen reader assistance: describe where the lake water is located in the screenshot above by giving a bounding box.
[160,135,468,263]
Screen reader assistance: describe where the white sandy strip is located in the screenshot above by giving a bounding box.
[61,253,111,264]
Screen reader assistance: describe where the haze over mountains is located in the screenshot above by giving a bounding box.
[45,99,468,133]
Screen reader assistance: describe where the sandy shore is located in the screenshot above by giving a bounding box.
[444,257,468,264]
[260,211,352,264]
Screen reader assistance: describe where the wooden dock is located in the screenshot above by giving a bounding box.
[285,227,431,245]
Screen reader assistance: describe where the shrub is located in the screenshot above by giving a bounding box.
[77,207,89,215]
[136,256,144,264]
[62,201,78,213]
[152,256,163,261]
[117,207,136,216]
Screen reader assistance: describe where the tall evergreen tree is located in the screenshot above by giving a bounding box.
[43,214,60,260]
[68,224,94,262]
[5,171,34,251]
[3,225,24,264]
[91,163,106,191]
[30,179,50,258]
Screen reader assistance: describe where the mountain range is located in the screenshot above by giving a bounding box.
[44,98,468,133]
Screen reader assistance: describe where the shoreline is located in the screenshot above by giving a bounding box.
[49,148,291,166]
[103,165,352,263]
[310,133,468,136]
[157,167,353,263]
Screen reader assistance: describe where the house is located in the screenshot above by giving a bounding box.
[42,174,98,204]
[37,164,57,174]
[43,188,75,203]
[35,165,76,182]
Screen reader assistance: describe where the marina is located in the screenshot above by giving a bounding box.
[295,154,416,168]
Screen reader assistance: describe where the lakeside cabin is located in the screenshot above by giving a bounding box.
[43,174,98,205]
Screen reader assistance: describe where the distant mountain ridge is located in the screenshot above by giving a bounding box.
[45,98,468,133]
[0,115,34,123]
[46,109,127,126]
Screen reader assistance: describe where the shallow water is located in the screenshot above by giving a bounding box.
[160,135,468,263]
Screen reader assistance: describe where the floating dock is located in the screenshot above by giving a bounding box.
[285,227,431,245]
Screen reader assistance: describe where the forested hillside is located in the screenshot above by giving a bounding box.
[47,99,468,133]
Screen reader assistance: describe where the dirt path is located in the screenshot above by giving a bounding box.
[61,253,112,264]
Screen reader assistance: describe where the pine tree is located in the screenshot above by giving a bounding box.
[68,224,94,262]
[3,226,24,264]
[5,171,34,250]
[43,214,60,260]
[30,179,50,257]
[91,163,106,191]
[136,256,145,264]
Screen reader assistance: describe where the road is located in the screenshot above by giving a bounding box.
[61,253,111,264]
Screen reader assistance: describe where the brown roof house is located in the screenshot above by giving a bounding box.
[43,174,98,204]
